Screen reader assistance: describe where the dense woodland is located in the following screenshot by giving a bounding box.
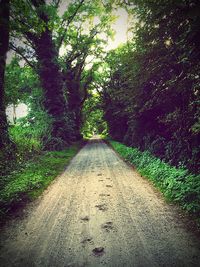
[0,0,114,174]
[102,0,200,174]
[0,1,200,219]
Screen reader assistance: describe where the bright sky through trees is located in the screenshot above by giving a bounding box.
[106,8,128,50]
[59,8,129,56]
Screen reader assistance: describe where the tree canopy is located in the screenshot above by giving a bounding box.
[0,0,199,175]
[101,0,200,173]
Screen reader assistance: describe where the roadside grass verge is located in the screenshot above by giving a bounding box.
[109,140,200,226]
[0,143,82,224]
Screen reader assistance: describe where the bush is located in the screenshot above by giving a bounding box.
[110,140,200,218]
[9,124,42,156]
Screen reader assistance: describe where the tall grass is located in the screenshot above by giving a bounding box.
[0,145,80,221]
[0,122,81,223]
[9,124,42,155]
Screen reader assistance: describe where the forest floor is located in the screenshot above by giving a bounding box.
[0,137,200,267]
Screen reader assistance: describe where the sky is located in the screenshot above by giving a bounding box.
[6,104,28,123]
[106,8,129,50]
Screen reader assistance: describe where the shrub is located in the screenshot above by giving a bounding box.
[110,140,200,219]
[9,124,42,156]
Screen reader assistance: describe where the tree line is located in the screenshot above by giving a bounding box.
[102,0,200,173]
[0,0,114,175]
[0,0,112,155]
[1,0,199,176]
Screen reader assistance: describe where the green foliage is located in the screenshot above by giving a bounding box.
[0,117,49,180]
[9,0,115,147]
[0,144,80,218]
[102,1,200,173]
[57,1,114,140]
[1,0,116,194]
[4,57,25,106]
[110,140,200,218]
[1,61,54,177]
[5,58,67,151]
[9,124,42,155]
[81,93,108,137]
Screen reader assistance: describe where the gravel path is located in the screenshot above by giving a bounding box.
[0,137,200,267]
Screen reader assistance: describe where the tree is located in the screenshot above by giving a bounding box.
[10,0,78,149]
[0,0,12,150]
[59,0,114,139]
[80,66,109,138]
[10,0,114,148]
[101,0,200,173]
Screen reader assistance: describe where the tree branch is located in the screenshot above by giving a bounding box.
[52,0,62,9]
[57,0,85,49]
[80,65,98,105]
[10,43,37,70]
[30,0,45,9]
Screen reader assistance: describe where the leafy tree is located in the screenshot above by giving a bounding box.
[9,0,114,148]
[82,92,108,137]
[58,0,114,138]
[4,59,50,147]
[10,0,84,149]
[102,0,200,173]
[4,56,28,124]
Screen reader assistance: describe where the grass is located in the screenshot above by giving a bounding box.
[109,140,200,225]
[0,143,81,222]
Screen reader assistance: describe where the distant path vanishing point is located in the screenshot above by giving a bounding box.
[0,137,200,267]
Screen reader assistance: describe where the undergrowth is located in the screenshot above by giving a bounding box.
[0,144,80,222]
[0,123,44,177]
[109,140,200,225]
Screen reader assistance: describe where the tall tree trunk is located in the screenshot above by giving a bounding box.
[28,0,74,149]
[64,63,93,140]
[0,0,11,150]
[34,28,73,149]
[65,71,82,140]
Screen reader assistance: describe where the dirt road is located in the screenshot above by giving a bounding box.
[0,138,200,267]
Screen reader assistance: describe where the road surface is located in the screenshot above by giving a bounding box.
[0,138,200,267]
